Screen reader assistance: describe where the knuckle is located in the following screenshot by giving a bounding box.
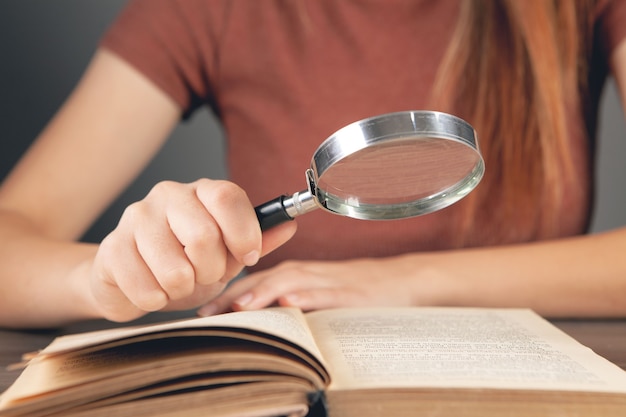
[158,264,196,300]
[149,180,179,197]
[96,233,118,260]
[120,200,150,224]
[185,220,221,248]
[197,179,247,206]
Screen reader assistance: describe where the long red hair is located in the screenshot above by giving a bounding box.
[431,0,596,245]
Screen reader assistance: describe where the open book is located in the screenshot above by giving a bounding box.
[2,307,626,417]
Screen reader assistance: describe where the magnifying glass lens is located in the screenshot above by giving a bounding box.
[318,137,479,205]
[315,136,483,219]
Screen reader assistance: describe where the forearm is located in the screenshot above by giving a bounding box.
[401,228,626,317]
[0,211,100,328]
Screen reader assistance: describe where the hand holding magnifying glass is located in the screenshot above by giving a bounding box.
[255,111,484,230]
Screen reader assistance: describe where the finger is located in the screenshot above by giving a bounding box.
[196,273,265,316]
[233,264,334,311]
[195,214,298,317]
[278,288,365,311]
[123,195,199,299]
[260,222,298,256]
[195,180,262,266]
[165,278,229,312]
[96,231,168,317]
[199,219,298,307]
[162,185,229,287]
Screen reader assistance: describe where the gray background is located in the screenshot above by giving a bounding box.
[1,0,625,242]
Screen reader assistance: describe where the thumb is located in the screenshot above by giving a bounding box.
[260,221,298,257]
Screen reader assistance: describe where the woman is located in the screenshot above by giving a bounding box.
[0,0,625,328]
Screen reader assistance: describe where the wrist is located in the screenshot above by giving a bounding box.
[67,245,105,322]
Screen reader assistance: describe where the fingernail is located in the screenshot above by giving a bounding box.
[233,292,253,309]
[197,303,218,317]
[242,250,260,266]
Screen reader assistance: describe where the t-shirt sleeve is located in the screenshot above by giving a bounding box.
[99,0,224,118]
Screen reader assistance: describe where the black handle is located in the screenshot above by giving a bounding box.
[254,195,294,231]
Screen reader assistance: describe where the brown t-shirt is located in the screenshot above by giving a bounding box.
[100,0,626,269]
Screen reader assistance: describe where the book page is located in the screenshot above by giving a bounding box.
[0,308,327,408]
[41,307,323,361]
[305,307,626,393]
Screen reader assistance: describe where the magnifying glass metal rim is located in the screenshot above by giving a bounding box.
[312,110,480,179]
[255,110,484,230]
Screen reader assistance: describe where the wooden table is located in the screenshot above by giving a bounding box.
[2,317,626,393]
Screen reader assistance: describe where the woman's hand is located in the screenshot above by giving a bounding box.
[198,228,626,319]
[198,256,419,316]
[88,178,297,322]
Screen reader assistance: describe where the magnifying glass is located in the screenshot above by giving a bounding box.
[255,110,484,231]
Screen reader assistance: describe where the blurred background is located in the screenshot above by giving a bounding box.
[0,0,226,243]
[1,0,625,243]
